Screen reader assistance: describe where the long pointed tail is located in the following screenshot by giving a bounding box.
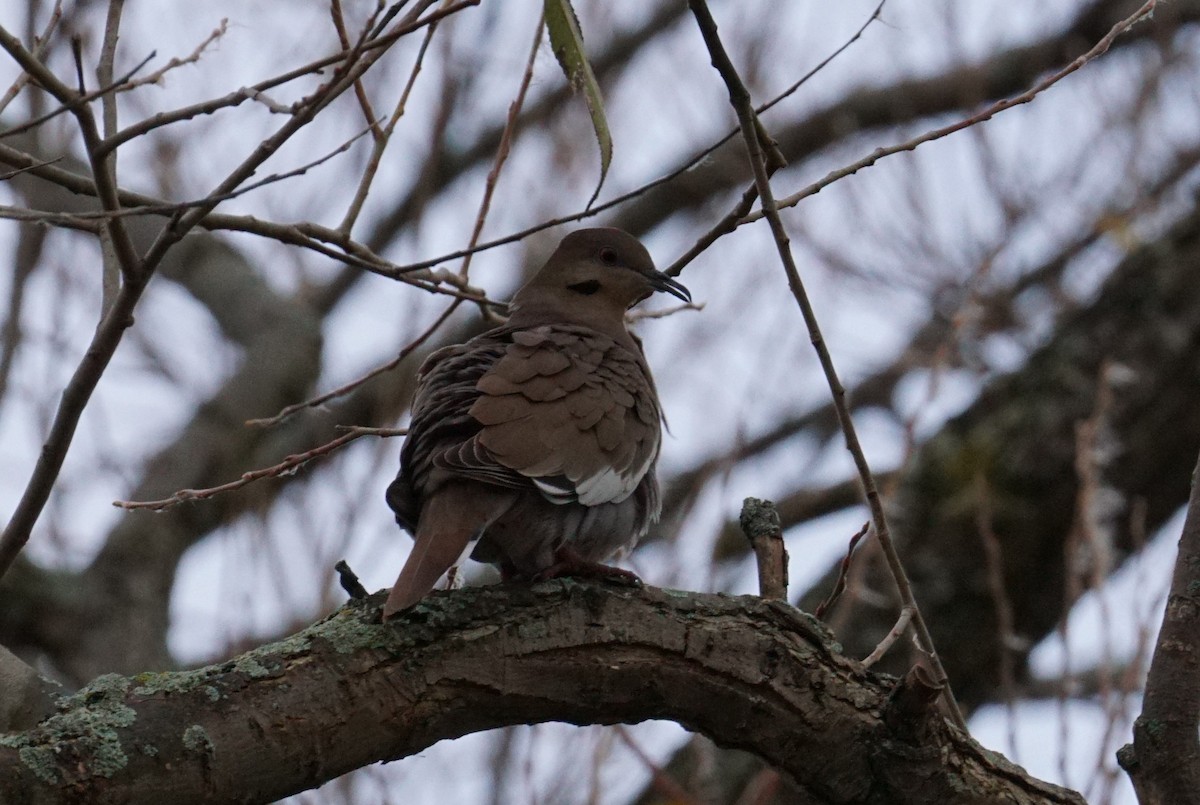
[383,485,512,619]
[383,528,469,618]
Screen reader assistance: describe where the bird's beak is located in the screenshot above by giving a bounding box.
[650,271,691,303]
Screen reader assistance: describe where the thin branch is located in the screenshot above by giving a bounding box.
[330,0,384,141]
[117,20,226,92]
[91,0,474,154]
[254,10,545,428]
[97,0,124,140]
[0,1,475,580]
[338,14,439,233]
[457,11,544,281]
[741,0,1161,226]
[0,0,62,118]
[626,300,704,322]
[246,300,460,428]
[113,426,406,511]
[0,43,155,143]
[975,474,1021,759]
[686,0,967,729]
[0,20,148,580]
[814,522,870,620]
[96,0,126,317]
[861,606,913,670]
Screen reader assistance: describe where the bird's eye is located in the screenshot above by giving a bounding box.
[567,280,601,295]
[598,247,618,265]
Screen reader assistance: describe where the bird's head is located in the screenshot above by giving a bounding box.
[508,228,690,335]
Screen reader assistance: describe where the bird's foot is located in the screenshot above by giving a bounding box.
[532,547,642,588]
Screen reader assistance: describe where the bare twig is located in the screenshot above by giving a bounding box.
[119,20,226,92]
[258,10,545,428]
[741,0,1161,227]
[113,426,406,511]
[339,16,439,234]
[0,0,62,118]
[457,11,544,281]
[246,301,460,428]
[814,521,869,620]
[686,0,967,729]
[0,3,473,579]
[975,474,1021,759]
[861,607,913,670]
[330,0,384,141]
[626,300,704,323]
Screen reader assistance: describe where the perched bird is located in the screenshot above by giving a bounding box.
[383,228,689,618]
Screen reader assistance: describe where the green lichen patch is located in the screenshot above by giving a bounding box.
[17,745,60,784]
[315,606,403,654]
[182,724,214,758]
[132,669,204,698]
[4,672,137,784]
[232,654,276,679]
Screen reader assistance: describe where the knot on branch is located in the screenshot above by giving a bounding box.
[882,664,945,743]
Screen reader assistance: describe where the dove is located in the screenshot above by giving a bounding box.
[382,228,689,618]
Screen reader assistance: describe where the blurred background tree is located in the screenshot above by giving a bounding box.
[1,0,1197,802]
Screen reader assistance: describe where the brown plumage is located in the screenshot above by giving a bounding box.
[382,228,689,618]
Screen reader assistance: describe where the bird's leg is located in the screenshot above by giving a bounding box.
[532,544,642,587]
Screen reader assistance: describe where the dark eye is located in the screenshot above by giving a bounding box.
[598,247,618,265]
[567,280,601,295]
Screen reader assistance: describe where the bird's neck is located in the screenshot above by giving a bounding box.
[506,302,639,352]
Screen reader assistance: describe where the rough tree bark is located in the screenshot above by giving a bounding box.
[1118,448,1200,804]
[0,581,1083,805]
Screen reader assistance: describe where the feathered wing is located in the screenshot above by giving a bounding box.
[385,339,510,532]
[384,339,509,617]
[464,326,661,506]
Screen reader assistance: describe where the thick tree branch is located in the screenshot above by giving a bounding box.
[0,582,1082,805]
[1119,448,1200,803]
[0,644,58,732]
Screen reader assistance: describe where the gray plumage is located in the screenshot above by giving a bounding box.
[383,228,689,618]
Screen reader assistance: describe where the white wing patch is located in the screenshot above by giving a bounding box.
[574,466,635,506]
[533,432,658,507]
[532,476,575,504]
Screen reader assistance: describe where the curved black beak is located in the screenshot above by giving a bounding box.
[650,271,691,304]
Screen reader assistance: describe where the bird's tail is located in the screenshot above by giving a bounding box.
[383,484,511,619]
